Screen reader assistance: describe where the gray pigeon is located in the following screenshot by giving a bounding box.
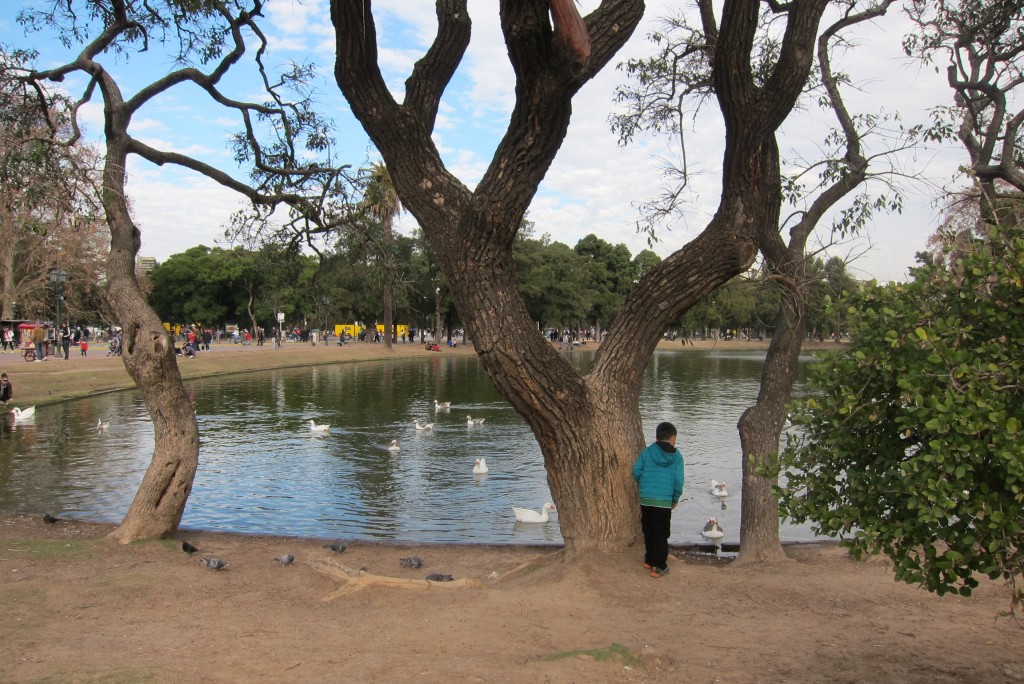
[42,513,61,524]
[200,557,228,570]
[274,553,295,566]
[323,542,348,553]
[400,556,424,569]
[425,573,453,582]
[182,541,199,555]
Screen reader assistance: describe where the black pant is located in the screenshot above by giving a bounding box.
[640,505,672,569]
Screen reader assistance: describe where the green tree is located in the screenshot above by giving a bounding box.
[778,217,1024,609]
[362,162,401,349]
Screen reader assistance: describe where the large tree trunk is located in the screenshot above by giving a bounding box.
[735,284,806,563]
[332,0,829,556]
[99,90,199,544]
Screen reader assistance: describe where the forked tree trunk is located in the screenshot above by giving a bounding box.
[332,0,830,556]
[101,107,199,544]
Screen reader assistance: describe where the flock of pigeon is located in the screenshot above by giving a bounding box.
[179,535,456,581]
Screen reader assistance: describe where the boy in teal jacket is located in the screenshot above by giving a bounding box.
[632,421,684,578]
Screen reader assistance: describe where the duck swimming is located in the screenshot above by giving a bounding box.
[388,439,401,452]
[512,502,555,523]
[710,480,728,497]
[473,458,489,474]
[701,517,725,540]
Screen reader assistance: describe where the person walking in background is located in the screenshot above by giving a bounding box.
[30,323,46,362]
[632,421,685,578]
[1,327,13,353]
[60,321,72,360]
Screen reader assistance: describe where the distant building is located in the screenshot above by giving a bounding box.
[137,256,158,273]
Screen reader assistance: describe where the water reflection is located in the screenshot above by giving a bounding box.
[0,350,819,545]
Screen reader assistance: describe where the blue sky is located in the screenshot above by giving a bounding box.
[0,1,964,282]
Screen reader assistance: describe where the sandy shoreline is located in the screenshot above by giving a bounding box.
[2,336,842,408]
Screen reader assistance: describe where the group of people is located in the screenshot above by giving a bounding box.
[18,322,91,362]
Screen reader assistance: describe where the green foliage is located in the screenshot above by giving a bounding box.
[778,219,1024,608]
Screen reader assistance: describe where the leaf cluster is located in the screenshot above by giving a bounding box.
[778,216,1024,611]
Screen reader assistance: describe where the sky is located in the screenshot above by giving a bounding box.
[0,0,965,283]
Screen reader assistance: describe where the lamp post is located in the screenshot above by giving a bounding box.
[49,269,67,358]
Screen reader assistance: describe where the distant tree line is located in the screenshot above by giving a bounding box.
[147,225,861,341]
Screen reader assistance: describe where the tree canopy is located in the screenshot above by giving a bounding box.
[778,214,1024,608]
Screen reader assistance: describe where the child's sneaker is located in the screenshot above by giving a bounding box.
[643,562,652,569]
[650,566,669,578]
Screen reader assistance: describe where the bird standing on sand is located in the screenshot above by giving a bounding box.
[200,557,228,570]
[42,513,61,524]
[182,541,199,555]
[323,542,348,554]
[425,573,453,582]
[274,554,295,566]
[400,556,424,569]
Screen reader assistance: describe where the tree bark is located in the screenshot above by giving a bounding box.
[92,73,199,544]
[332,0,829,555]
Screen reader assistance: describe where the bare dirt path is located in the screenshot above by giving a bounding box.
[1,515,1021,683]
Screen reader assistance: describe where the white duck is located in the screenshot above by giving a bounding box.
[512,502,556,523]
[414,420,435,431]
[434,400,451,411]
[466,415,486,426]
[387,439,401,452]
[710,480,728,497]
[701,517,725,540]
[96,418,110,433]
[309,419,330,433]
[473,458,489,475]
[10,406,35,421]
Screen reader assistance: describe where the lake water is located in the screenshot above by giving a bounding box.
[0,349,818,546]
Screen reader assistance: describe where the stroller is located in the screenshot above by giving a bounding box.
[107,334,122,356]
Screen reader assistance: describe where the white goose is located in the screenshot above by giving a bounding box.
[473,458,489,475]
[414,420,435,431]
[10,406,35,421]
[434,400,451,411]
[96,418,110,433]
[710,480,728,497]
[466,415,486,426]
[309,419,330,433]
[387,439,401,452]
[701,517,725,540]
[512,502,555,523]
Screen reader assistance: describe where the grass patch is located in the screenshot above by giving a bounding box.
[539,642,643,667]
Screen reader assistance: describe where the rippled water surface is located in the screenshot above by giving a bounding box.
[0,349,818,545]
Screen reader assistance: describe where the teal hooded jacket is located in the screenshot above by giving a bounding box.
[632,441,684,508]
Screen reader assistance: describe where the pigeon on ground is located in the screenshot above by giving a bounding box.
[182,541,199,555]
[425,573,453,582]
[323,542,348,554]
[274,553,295,566]
[200,557,228,570]
[400,556,424,569]
[42,513,61,524]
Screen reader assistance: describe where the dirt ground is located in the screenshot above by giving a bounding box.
[1,514,1021,683]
